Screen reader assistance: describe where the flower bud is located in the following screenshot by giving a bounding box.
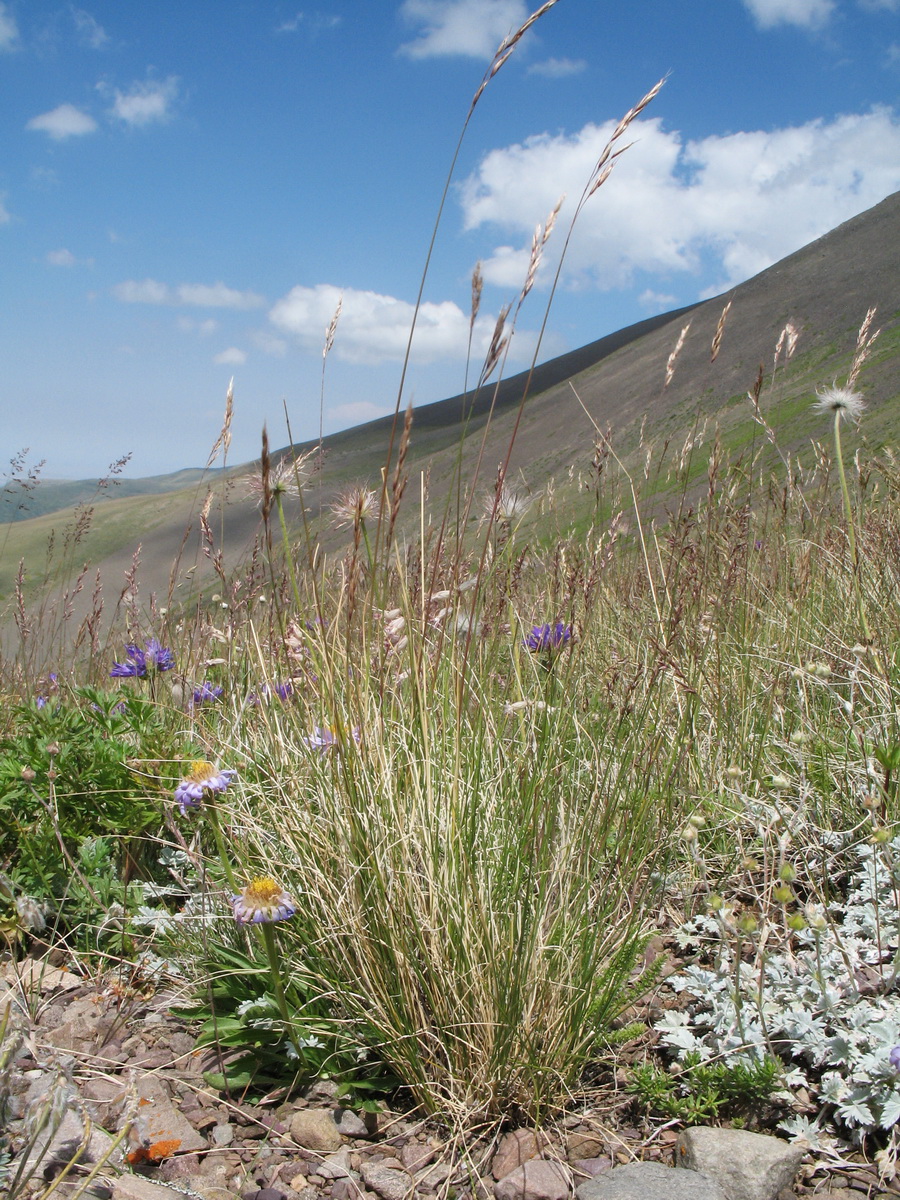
[773,884,794,904]
[46,742,60,756]
[21,767,36,783]
[872,826,892,845]
[786,912,806,932]
[778,863,797,882]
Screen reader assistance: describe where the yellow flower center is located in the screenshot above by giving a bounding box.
[188,760,216,783]
[244,876,282,903]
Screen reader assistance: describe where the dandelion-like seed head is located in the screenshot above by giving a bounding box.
[232,876,296,925]
[813,385,866,424]
[175,760,236,815]
[330,485,381,529]
[485,485,535,525]
[244,452,314,506]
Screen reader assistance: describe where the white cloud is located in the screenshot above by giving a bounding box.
[742,0,835,27]
[176,282,264,308]
[72,8,109,48]
[253,329,288,356]
[26,104,98,139]
[269,282,514,365]
[460,107,900,295]
[328,401,391,428]
[113,279,265,308]
[213,347,247,365]
[108,76,179,127]
[113,279,170,304]
[0,2,17,49]
[276,11,341,32]
[178,316,218,335]
[527,56,586,78]
[398,0,529,59]
[859,0,900,9]
[46,249,76,266]
[0,196,10,224]
[638,289,677,311]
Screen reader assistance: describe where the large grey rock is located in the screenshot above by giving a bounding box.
[129,1074,207,1154]
[676,1127,806,1200]
[359,1161,414,1200]
[495,1159,571,1200]
[288,1108,343,1152]
[577,1161,728,1200]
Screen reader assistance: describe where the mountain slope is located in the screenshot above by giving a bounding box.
[2,191,899,619]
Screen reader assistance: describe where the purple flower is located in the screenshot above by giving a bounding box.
[246,680,295,706]
[191,681,224,706]
[523,622,573,653]
[36,673,59,708]
[890,1045,900,1073]
[232,876,296,925]
[304,724,361,753]
[175,760,236,815]
[110,638,175,678]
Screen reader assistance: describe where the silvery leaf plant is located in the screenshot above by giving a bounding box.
[656,834,900,1143]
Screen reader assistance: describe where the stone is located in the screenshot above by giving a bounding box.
[315,1148,354,1179]
[400,1142,436,1173]
[359,1161,414,1200]
[21,1108,121,1181]
[332,1180,363,1200]
[212,1123,235,1147]
[415,1162,455,1192]
[336,1109,372,1139]
[577,1162,728,1200]
[194,1189,240,1200]
[289,1109,344,1152]
[566,1135,606,1163]
[571,1160,612,1179]
[81,1076,126,1127]
[676,1128,806,1200]
[494,1159,571,1200]
[112,1176,186,1200]
[3,959,83,993]
[491,1130,549,1181]
[129,1075,208,1154]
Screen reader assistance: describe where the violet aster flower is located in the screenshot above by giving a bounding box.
[890,1045,900,1073]
[110,638,175,678]
[174,760,236,815]
[191,681,224,706]
[246,680,295,706]
[232,876,297,925]
[523,622,573,652]
[304,724,361,753]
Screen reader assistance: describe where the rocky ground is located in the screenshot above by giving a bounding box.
[2,956,898,1200]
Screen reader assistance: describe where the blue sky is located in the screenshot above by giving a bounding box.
[2,0,899,479]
